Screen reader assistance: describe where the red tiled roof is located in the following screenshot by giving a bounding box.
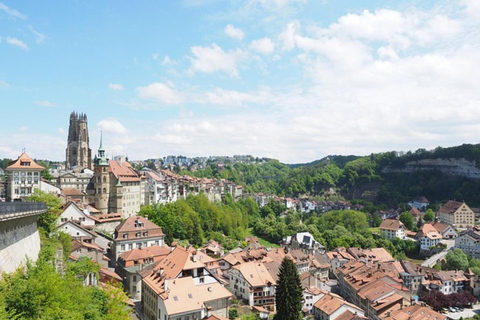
[6,152,45,170]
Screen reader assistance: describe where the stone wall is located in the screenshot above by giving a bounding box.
[0,214,41,274]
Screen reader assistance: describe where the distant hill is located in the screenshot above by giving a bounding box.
[179,143,480,207]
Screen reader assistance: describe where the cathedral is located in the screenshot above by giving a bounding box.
[66,111,92,170]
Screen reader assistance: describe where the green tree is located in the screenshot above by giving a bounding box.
[424,209,435,222]
[399,212,415,230]
[28,189,62,233]
[274,258,303,320]
[446,249,469,271]
[371,212,382,227]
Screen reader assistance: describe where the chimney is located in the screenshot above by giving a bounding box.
[164,278,169,291]
[192,251,197,262]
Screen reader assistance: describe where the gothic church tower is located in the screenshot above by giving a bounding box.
[66,111,92,170]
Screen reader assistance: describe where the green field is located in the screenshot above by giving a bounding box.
[368,227,380,234]
[246,228,280,248]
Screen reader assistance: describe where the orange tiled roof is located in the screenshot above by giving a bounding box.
[6,152,45,170]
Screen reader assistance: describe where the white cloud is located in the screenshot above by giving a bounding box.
[0,80,9,88]
[224,24,245,40]
[188,44,248,77]
[109,83,125,91]
[0,2,26,19]
[97,119,128,134]
[278,21,299,51]
[250,37,275,54]
[36,100,55,107]
[136,82,184,104]
[19,126,28,132]
[161,55,178,66]
[57,128,66,135]
[27,26,46,45]
[6,37,28,50]
[152,53,159,60]
[201,87,272,106]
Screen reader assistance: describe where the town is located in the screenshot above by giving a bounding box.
[2,112,480,320]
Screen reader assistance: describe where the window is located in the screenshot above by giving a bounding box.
[133,285,137,292]
[128,244,133,250]
[123,233,129,239]
[121,245,125,251]
[133,276,137,282]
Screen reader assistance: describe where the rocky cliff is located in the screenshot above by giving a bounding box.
[382,158,480,179]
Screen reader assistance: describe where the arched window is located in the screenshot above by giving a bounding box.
[98,188,101,194]
[103,176,106,183]
[103,188,106,193]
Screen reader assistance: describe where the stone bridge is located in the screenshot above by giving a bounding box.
[0,202,47,274]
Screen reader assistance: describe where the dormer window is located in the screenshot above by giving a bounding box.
[123,233,129,239]
[136,232,141,238]
[20,161,30,166]
[143,231,148,237]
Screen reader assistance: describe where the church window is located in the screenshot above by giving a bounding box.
[103,188,106,193]
[103,176,106,183]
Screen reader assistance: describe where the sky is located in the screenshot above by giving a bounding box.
[1,0,479,164]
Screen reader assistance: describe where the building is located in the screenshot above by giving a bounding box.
[66,111,92,170]
[90,138,143,217]
[381,304,446,320]
[141,246,232,320]
[4,152,44,201]
[57,202,96,227]
[228,261,276,311]
[429,221,458,239]
[456,227,480,258]
[424,270,468,295]
[112,216,165,262]
[417,224,442,251]
[283,232,325,255]
[70,239,109,268]
[379,219,406,240]
[408,196,429,210]
[116,245,170,300]
[437,200,475,228]
[312,292,365,320]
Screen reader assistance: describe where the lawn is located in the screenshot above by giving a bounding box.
[368,227,380,234]
[246,228,280,248]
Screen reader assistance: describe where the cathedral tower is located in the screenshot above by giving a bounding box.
[93,133,110,214]
[66,111,92,170]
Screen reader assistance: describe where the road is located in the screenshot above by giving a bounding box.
[445,304,480,319]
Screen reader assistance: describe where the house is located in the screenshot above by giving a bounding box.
[438,200,475,228]
[408,196,429,210]
[380,304,446,320]
[408,207,422,221]
[228,261,276,311]
[70,239,108,268]
[58,202,96,227]
[141,246,232,320]
[4,152,44,201]
[326,248,355,274]
[116,245,170,300]
[302,287,326,314]
[283,232,325,255]
[112,216,164,263]
[455,227,480,258]
[424,270,468,295]
[399,260,433,295]
[56,220,97,242]
[312,292,365,320]
[429,221,458,239]
[379,219,406,240]
[417,224,442,251]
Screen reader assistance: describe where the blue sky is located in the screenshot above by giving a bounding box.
[1,0,479,163]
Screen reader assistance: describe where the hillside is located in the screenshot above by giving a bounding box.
[179,143,480,207]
